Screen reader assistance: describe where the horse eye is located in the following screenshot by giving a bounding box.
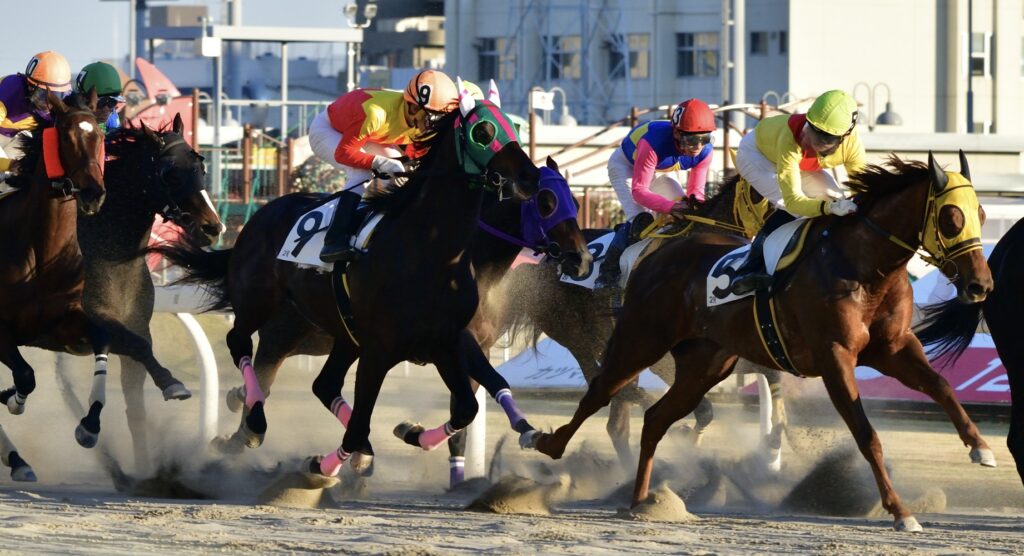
[537,189,558,219]
[938,205,965,239]
[471,121,496,145]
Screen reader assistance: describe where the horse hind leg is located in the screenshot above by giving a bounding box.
[0,424,35,482]
[0,334,34,415]
[120,357,151,475]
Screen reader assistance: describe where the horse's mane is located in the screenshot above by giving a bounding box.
[7,94,97,190]
[362,109,459,216]
[845,155,930,209]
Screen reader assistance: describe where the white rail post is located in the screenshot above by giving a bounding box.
[175,313,219,443]
[463,386,487,480]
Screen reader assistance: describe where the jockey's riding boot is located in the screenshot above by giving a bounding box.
[629,212,655,242]
[320,191,364,263]
[729,232,770,295]
[595,221,630,290]
[729,210,796,295]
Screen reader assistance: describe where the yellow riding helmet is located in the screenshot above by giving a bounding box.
[403,69,459,112]
[460,80,484,100]
[25,51,72,92]
[806,90,858,137]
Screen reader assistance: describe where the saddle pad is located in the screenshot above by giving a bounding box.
[559,232,652,290]
[277,199,383,272]
[705,218,808,307]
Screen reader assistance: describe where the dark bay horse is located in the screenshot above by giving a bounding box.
[496,176,786,472]
[533,154,995,532]
[158,92,546,478]
[207,159,589,464]
[0,93,106,480]
[917,216,1024,487]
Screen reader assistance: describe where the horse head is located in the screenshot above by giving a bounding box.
[522,157,591,278]
[924,151,992,303]
[453,78,539,201]
[48,91,106,214]
[139,113,225,246]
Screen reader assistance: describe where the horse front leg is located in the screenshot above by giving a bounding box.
[860,333,995,467]
[74,320,112,449]
[106,319,190,401]
[820,349,918,531]
[0,328,33,415]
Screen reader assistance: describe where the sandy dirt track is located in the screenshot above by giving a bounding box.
[0,314,1021,554]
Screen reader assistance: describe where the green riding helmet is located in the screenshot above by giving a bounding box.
[806,90,858,137]
[75,62,124,99]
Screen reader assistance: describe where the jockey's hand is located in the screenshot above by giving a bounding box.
[669,201,690,221]
[371,155,405,180]
[827,198,858,216]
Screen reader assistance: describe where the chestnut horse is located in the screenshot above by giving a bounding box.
[534,153,995,532]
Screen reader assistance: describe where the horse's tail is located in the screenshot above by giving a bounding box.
[503,305,544,350]
[148,236,233,312]
[913,298,983,364]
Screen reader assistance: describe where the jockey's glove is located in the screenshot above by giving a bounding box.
[827,198,858,216]
[371,155,405,180]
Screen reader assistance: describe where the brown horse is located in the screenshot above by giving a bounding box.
[0,93,106,474]
[534,153,995,532]
[476,176,785,472]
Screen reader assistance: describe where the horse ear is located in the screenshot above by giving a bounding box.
[928,151,948,193]
[141,122,159,143]
[172,112,185,135]
[456,76,475,117]
[487,79,501,108]
[546,156,559,172]
[47,91,68,116]
[87,88,99,111]
[958,149,971,182]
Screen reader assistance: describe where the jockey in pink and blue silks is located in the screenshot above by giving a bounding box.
[595,98,716,289]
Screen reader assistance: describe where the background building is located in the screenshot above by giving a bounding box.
[444,0,1024,134]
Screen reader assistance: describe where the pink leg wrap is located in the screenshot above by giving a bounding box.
[319,448,350,476]
[238,356,265,408]
[418,422,458,451]
[330,396,352,428]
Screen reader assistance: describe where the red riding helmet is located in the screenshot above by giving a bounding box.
[671,98,716,133]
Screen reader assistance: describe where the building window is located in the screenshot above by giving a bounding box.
[542,35,581,80]
[970,32,992,77]
[676,32,719,77]
[477,37,516,81]
[750,31,769,55]
[779,30,788,54]
[607,33,650,79]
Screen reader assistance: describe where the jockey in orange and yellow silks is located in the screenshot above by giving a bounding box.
[730,89,867,295]
[0,51,72,175]
[308,69,460,263]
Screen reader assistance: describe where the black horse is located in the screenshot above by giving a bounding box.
[206,159,589,483]
[157,93,547,478]
[917,215,1024,486]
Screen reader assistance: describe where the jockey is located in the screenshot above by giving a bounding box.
[310,69,459,263]
[595,98,716,289]
[74,61,125,133]
[729,89,865,295]
[0,51,72,174]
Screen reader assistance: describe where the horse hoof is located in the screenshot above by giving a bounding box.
[765,448,782,473]
[519,429,540,450]
[969,448,997,468]
[350,452,374,476]
[7,452,36,482]
[534,433,565,460]
[75,424,99,449]
[393,421,425,448]
[226,386,245,413]
[162,383,192,401]
[301,456,341,481]
[692,427,707,448]
[894,516,923,532]
[4,393,24,415]
[210,435,245,455]
[241,423,265,449]
[242,401,267,449]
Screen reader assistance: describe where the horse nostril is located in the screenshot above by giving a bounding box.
[967,282,988,297]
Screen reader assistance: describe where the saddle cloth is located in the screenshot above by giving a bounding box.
[560,231,654,290]
[277,198,383,272]
[706,218,812,307]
